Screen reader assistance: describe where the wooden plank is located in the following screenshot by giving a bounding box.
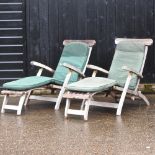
[0,70,24,78]
[135,0,147,37]
[0,21,23,28]
[106,0,116,70]
[77,0,87,39]
[142,0,155,83]
[115,0,126,37]
[0,54,23,61]
[0,0,26,86]
[63,40,96,47]
[0,0,23,2]
[63,92,90,99]
[116,0,135,37]
[0,38,23,44]
[115,38,153,46]
[48,0,59,68]
[27,0,40,75]
[58,0,65,45]
[0,29,23,36]
[86,0,97,66]
[62,0,77,39]
[0,63,24,70]
[0,13,23,20]
[90,101,118,109]
[96,0,108,68]
[39,0,49,66]
[0,46,23,53]
[0,5,23,11]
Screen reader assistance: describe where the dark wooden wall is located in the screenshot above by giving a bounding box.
[0,0,26,86]
[26,0,155,83]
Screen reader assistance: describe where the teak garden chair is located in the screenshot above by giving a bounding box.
[64,38,153,120]
[1,40,96,115]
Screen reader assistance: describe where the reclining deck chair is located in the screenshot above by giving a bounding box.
[1,40,96,115]
[64,38,153,120]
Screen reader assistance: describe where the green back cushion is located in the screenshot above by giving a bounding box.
[53,42,90,84]
[108,41,145,90]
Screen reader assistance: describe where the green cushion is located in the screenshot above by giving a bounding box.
[108,41,145,90]
[3,76,54,91]
[2,42,90,91]
[66,77,116,92]
[53,42,90,84]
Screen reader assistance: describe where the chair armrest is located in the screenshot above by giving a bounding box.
[30,61,54,73]
[122,66,143,78]
[62,63,85,78]
[87,64,109,74]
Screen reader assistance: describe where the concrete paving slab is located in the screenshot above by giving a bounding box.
[0,95,155,155]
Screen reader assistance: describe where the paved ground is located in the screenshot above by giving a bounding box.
[0,95,155,155]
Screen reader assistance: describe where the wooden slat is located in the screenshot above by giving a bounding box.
[0,21,23,28]
[0,61,24,70]
[77,0,87,38]
[87,0,97,65]
[0,0,23,2]
[63,92,90,99]
[26,0,40,75]
[0,70,24,78]
[39,0,50,66]
[0,13,23,20]
[63,40,96,47]
[0,38,23,44]
[0,5,22,11]
[48,0,59,68]
[0,46,24,53]
[1,90,25,95]
[0,0,26,86]
[0,29,23,36]
[0,53,23,62]
[115,38,153,46]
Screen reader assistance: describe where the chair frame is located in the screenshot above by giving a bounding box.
[1,40,96,115]
[64,38,153,120]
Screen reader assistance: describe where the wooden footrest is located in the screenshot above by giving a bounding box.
[63,92,90,99]
[1,90,26,95]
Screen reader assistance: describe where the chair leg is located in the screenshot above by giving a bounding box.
[116,74,132,116]
[1,95,9,113]
[24,90,32,106]
[64,98,70,118]
[80,99,86,110]
[55,72,72,110]
[84,100,90,121]
[55,86,66,110]
[17,94,27,115]
[138,91,150,106]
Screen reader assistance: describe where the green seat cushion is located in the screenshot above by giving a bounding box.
[53,42,90,84]
[108,41,145,90]
[3,76,54,91]
[66,77,116,92]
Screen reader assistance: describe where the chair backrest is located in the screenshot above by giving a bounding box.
[53,40,95,85]
[108,38,153,90]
